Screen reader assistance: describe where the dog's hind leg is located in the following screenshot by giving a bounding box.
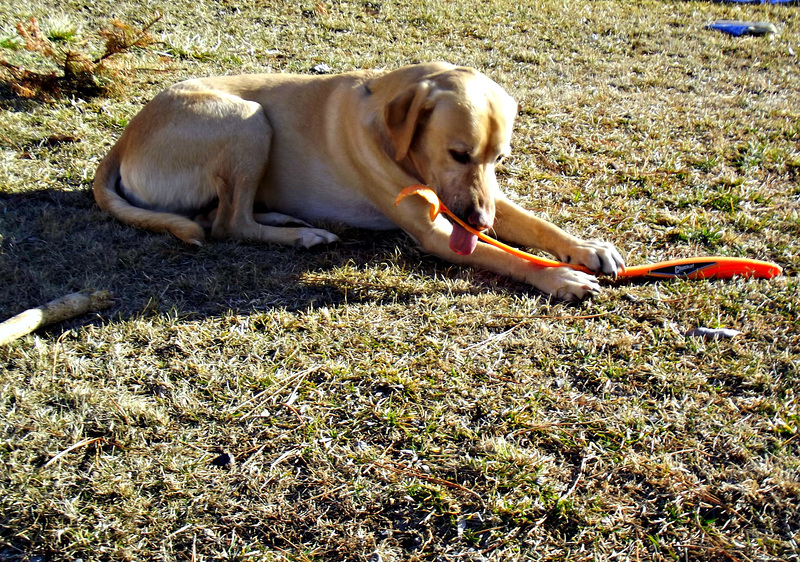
[212,175,339,248]
[208,101,339,248]
[211,168,339,248]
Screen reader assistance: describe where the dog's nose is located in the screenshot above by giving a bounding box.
[468,209,493,231]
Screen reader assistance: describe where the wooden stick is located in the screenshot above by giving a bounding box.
[0,290,113,345]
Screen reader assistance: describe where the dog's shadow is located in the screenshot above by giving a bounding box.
[0,187,517,331]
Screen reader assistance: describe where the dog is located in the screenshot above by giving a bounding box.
[94,62,624,300]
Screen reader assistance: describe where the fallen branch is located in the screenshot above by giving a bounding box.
[0,290,113,345]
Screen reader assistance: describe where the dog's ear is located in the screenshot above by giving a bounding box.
[385,81,434,162]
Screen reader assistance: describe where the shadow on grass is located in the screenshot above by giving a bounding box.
[0,187,501,329]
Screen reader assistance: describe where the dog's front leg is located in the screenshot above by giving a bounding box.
[395,197,603,301]
[493,196,625,276]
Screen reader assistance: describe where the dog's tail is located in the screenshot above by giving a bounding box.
[93,143,205,245]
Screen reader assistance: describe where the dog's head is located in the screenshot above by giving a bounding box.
[380,64,517,255]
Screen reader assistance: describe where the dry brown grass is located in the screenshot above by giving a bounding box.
[1,0,799,560]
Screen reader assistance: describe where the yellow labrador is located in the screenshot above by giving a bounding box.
[94,62,624,300]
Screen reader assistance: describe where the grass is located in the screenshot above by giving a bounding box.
[1,0,799,560]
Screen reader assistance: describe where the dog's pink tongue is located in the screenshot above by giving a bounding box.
[449,223,478,255]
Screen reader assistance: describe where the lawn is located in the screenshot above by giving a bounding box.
[1,0,798,560]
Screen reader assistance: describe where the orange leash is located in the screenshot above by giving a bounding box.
[396,185,782,280]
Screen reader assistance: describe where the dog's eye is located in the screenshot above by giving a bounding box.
[449,150,471,165]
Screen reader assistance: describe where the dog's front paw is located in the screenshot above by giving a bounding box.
[527,266,601,302]
[559,239,625,276]
[295,228,340,249]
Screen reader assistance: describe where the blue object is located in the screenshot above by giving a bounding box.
[707,20,778,36]
[708,22,752,36]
